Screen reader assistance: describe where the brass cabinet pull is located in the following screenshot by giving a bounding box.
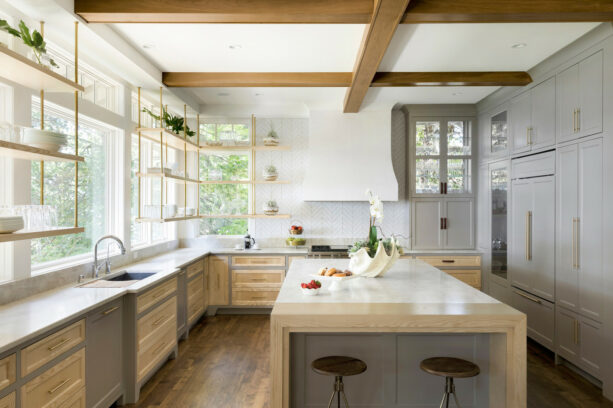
[251,296,267,299]
[250,278,267,281]
[576,108,581,132]
[47,338,71,351]
[515,290,542,304]
[102,306,119,316]
[525,211,532,261]
[526,127,531,145]
[573,319,579,345]
[48,378,70,394]
[152,316,166,326]
[575,218,580,269]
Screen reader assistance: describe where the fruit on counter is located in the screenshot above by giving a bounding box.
[290,225,303,232]
[286,237,306,246]
[325,267,338,276]
[319,267,353,277]
[301,280,321,290]
[318,267,328,276]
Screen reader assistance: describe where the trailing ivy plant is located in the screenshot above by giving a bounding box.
[142,106,195,137]
[0,20,58,68]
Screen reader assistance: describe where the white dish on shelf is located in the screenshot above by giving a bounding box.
[23,129,68,152]
[0,216,24,233]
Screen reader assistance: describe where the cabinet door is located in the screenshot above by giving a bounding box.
[511,288,554,349]
[530,176,555,301]
[444,199,474,249]
[476,163,489,249]
[478,112,490,162]
[556,144,579,311]
[490,106,509,157]
[578,138,603,321]
[556,63,579,143]
[176,270,187,336]
[208,256,229,305]
[578,51,603,138]
[579,316,603,379]
[556,307,580,362]
[510,179,532,292]
[510,90,532,154]
[412,199,443,249]
[86,300,122,408]
[530,77,556,150]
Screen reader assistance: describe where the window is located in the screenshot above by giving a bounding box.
[199,121,251,236]
[130,135,175,247]
[30,100,122,267]
[413,117,472,195]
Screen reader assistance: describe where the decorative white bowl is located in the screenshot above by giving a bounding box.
[348,239,401,278]
[23,129,68,152]
[263,137,279,146]
[0,216,24,233]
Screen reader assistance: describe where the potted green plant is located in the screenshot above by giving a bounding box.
[142,106,195,139]
[0,20,58,69]
[263,165,278,181]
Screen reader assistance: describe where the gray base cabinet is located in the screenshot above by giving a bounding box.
[556,306,603,379]
[86,299,123,408]
[511,288,554,350]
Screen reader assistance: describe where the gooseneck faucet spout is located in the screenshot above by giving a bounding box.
[93,235,126,278]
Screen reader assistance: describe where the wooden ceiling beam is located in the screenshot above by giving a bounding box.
[401,0,613,23]
[343,0,411,113]
[75,0,612,23]
[74,0,374,23]
[162,72,352,87]
[162,71,533,87]
[371,71,533,87]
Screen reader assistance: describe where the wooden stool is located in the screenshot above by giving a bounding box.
[311,356,367,408]
[420,357,480,408]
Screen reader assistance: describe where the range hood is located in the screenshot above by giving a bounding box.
[303,110,399,201]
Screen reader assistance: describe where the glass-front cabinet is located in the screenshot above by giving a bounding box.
[412,117,473,196]
[489,161,509,283]
[488,104,510,158]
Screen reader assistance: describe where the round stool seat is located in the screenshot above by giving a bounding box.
[311,356,367,377]
[420,357,480,378]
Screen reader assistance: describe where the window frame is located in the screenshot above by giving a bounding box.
[410,116,474,198]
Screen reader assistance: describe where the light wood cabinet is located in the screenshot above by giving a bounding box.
[187,259,204,280]
[416,256,480,268]
[556,306,603,379]
[557,51,603,143]
[208,256,229,306]
[232,270,284,286]
[231,256,285,267]
[510,77,555,155]
[445,270,481,289]
[0,354,15,393]
[86,300,122,408]
[187,272,205,324]
[510,174,555,302]
[21,348,86,408]
[136,277,177,314]
[0,393,14,408]
[21,320,86,377]
[232,288,281,306]
[556,138,603,322]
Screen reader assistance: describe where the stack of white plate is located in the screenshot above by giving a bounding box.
[23,129,68,152]
[0,216,24,234]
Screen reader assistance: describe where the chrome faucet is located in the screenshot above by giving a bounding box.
[93,235,126,278]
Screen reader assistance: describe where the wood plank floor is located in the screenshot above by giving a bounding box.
[126,315,613,408]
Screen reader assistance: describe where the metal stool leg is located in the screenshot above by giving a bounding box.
[439,391,449,408]
[441,377,461,408]
[327,386,337,408]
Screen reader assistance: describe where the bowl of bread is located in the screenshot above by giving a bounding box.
[312,267,356,291]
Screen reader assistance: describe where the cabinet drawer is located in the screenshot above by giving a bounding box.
[232,256,286,267]
[232,270,284,287]
[232,288,279,306]
[0,392,15,408]
[137,323,176,382]
[0,354,15,392]
[187,273,204,297]
[511,289,554,349]
[21,348,86,408]
[416,256,481,268]
[187,295,204,324]
[59,387,85,408]
[137,297,177,351]
[137,277,177,314]
[445,270,481,289]
[187,260,204,280]
[21,320,86,377]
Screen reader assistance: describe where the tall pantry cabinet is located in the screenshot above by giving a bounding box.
[555,138,604,378]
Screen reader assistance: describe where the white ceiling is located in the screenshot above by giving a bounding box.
[113,24,365,72]
[380,23,600,71]
[111,22,601,110]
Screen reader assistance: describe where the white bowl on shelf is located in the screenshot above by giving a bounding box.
[23,129,68,152]
[0,216,24,233]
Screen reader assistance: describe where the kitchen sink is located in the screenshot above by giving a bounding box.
[107,272,155,281]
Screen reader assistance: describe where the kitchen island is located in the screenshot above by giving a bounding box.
[271,258,526,408]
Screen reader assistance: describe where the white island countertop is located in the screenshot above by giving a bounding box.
[270,259,527,408]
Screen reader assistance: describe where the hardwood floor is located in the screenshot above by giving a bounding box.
[127,315,612,408]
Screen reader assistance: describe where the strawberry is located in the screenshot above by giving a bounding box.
[301,283,307,288]
[315,280,321,288]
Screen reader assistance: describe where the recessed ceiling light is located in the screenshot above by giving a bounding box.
[228,44,242,50]
[142,43,155,49]
[511,42,527,49]
[217,92,230,97]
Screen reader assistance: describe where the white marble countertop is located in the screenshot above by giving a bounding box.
[275,258,498,305]
[0,246,304,355]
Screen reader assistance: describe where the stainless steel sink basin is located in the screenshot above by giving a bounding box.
[107,272,155,281]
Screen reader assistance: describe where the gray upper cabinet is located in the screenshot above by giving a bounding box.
[489,105,510,159]
[411,198,473,250]
[510,77,555,155]
[556,51,603,143]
